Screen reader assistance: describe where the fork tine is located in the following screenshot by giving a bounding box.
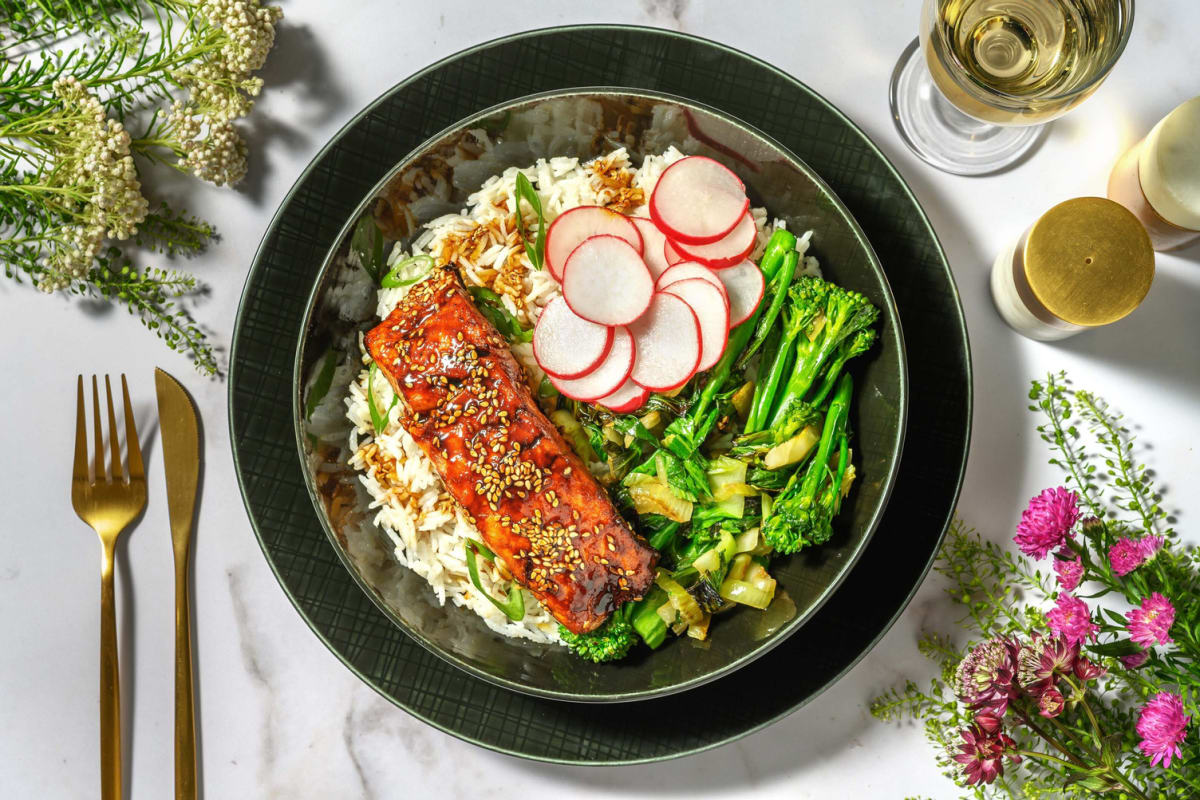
[91,375,104,481]
[121,375,144,481]
[74,375,88,482]
[104,376,122,482]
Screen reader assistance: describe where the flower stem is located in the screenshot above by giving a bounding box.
[1012,706,1088,767]
[1014,748,1091,773]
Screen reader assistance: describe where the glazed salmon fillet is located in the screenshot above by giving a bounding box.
[364,266,657,634]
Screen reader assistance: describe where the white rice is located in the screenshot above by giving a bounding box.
[343,147,817,644]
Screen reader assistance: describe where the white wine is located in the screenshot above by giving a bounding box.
[922,0,1129,125]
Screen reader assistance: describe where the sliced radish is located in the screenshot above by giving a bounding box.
[714,259,766,327]
[545,206,643,282]
[672,211,757,269]
[547,327,635,402]
[562,235,654,326]
[655,261,728,304]
[627,293,702,392]
[532,296,614,379]
[629,217,671,280]
[662,278,729,372]
[649,156,749,245]
[596,379,650,414]
[664,239,686,267]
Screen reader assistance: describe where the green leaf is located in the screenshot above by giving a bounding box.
[466,286,532,343]
[1086,638,1142,657]
[465,541,525,621]
[513,172,546,270]
[304,348,337,421]
[1100,607,1127,627]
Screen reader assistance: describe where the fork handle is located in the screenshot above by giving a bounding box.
[174,556,197,799]
[100,540,121,800]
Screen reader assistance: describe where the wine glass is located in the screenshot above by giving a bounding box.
[889,0,1135,176]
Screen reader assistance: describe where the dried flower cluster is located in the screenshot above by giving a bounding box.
[157,0,283,186]
[1,0,283,373]
[38,77,148,291]
[873,374,1198,798]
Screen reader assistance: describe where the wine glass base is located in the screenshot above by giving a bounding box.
[889,38,1043,176]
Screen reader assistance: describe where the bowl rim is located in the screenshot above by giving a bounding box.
[288,85,909,702]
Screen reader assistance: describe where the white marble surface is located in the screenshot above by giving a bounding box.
[3,2,1199,797]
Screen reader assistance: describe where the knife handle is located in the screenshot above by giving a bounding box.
[174,557,197,800]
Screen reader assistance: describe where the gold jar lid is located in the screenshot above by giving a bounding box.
[1022,197,1154,327]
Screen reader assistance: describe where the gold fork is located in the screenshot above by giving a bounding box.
[72,375,147,800]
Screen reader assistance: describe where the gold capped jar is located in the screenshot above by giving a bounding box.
[990,197,1154,341]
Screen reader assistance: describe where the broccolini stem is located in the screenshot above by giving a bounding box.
[690,229,795,423]
[797,373,853,502]
[807,340,854,410]
[746,313,800,433]
[744,324,782,432]
[767,333,842,430]
[738,249,799,369]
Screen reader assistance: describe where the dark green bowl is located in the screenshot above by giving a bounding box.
[292,88,907,702]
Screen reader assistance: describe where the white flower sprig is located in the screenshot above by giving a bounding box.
[37,77,149,290]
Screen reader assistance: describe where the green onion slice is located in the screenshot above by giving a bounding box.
[380,254,434,288]
[514,172,546,270]
[465,541,526,621]
[366,361,398,434]
[304,348,337,421]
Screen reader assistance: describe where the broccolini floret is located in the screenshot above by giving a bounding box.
[764,277,878,432]
[762,372,854,554]
[558,609,637,663]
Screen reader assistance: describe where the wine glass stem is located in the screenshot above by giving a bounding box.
[888,37,1044,176]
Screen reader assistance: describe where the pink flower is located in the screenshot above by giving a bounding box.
[1046,594,1098,646]
[1127,593,1175,648]
[1137,535,1165,562]
[1108,538,1144,576]
[974,711,1003,735]
[1136,692,1190,768]
[1120,650,1149,670]
[1016,635,1077,695]
[1014,487,1080,559]
[1073,657,1105,682]
[1052,548,1083,591]
[1038,687,1066,718]
[1109,535,1166,576]
[954,638,1019,714]
[952,724,1021,785]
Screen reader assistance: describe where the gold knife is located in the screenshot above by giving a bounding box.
[155,368,200,800]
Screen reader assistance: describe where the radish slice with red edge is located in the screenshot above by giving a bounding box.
[629,217,672,280]
[672,211,757,269]
[562,235,653,326]
[532,296,614,378]
[649,156,749,245]
[596,379,650,414]
[655,261,728,304]
[714,259,766,327]
[664,239,686,267]
[627,292,702,392]
[663,278,729,371]
[545,206,642,282]
[547,327,635,402]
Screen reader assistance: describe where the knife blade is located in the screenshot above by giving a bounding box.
[154,367,199,800]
